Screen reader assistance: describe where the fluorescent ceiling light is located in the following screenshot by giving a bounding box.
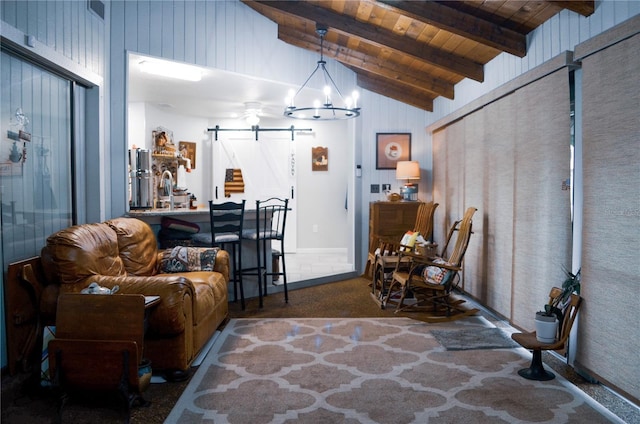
[139,60,203,82]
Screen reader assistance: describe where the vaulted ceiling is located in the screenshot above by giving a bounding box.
[242,0,594,112]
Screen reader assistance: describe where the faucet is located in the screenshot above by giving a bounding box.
[161,170,174,209]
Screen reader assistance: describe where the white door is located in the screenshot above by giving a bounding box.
[212,132,297,253]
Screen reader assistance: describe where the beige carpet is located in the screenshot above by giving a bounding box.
[165,317,622,424]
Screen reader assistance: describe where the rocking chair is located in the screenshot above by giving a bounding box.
[384,207,477,318]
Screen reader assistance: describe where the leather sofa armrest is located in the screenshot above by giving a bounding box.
[213,250,230,283]
[88,275,194,336]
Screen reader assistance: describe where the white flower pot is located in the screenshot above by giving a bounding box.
[535,313,559,343]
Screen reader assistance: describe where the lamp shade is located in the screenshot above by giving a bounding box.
[396,161,420,180]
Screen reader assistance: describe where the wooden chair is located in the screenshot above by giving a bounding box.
[48,294,150,423]
[369,237,411,307]
[511,289,583,381]
[384,207,477,318]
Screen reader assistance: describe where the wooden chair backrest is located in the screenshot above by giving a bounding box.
[50,294,146,391]
[413,201,439,242]
[442,207,477,266]
[5,256,48,376]
[377,239,402,256]
[55,294,145,364]
[556,291,582,344]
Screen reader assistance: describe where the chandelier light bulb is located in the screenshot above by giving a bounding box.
[323,86,332,106]
[352,90,359,109]
[286,89,296,108]
[313,100,321,119]
[345,97,353,109]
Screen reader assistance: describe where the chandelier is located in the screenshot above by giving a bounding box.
[284,25,360,120]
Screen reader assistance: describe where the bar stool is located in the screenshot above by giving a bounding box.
[192,200,246,309]
[242,197,288,308]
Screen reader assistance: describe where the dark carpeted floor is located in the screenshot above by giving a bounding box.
[2,277,636,423]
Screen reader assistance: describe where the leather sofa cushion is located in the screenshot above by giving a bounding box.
[175,271,226,326]
[41,222,126,286]
[106,217,158,276]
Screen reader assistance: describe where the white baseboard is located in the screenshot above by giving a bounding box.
[292,248,348,255]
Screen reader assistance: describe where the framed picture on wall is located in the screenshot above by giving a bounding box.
[312,146,328,171]
[179,141,196,169]
[376,133,411,169]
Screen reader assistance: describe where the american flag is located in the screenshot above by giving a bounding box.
[224,168,244,197]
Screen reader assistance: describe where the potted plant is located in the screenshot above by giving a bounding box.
[535,266,581,343]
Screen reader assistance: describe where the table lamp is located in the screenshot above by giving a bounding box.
[396,161,420,201]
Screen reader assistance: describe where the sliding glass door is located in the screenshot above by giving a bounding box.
[0,49,73,269]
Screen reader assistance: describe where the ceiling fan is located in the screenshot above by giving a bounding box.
[240,101,263,126]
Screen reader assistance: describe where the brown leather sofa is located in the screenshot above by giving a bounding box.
[40,217,229,376]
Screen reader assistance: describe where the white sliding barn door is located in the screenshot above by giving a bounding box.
[213,132,297,253]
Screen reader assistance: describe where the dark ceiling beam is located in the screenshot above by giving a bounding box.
[549,1,595,17]
[278,26,455,100]
[251,0,483,81]
[351,68,435,111]
[377,0,527,57]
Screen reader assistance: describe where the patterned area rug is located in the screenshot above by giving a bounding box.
[166,317,622,424]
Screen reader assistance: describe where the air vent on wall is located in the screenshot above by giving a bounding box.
[88,0,105,20]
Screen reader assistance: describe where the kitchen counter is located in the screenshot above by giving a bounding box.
[127,206,264,227]
[127,206,210,226]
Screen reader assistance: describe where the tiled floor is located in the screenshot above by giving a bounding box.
[275,251,354,284]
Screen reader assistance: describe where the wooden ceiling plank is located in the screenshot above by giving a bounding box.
[242,0,587,109]
[355,72,434,111]
[393,15,414,37]
[279,26,455,99]
[356,0,381,25]
[341,0,361,16]
[548,1,595,17]
[252,0,484,81]
[377,0,527,57]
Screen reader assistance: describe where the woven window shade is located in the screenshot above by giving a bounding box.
[577,31,640,401]
[511,70,573,328]
[432,67,572,329]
